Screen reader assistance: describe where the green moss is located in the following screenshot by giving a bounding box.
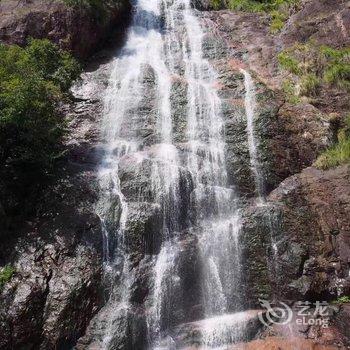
[315,116,350,170]
[0,265,15,290]
[331,295,350,304]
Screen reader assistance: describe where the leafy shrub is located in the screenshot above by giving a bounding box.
[227,0,265,12]
[0,265,15,290]
[223,0,300,32]
[281,79,300,104]
[211,0,224,10]
[332,295,350,304]
[300,73,320,96]
[0,39,81,215]
[322,46,350,91]
[278,42,350,99]
[270,10,287,33]
[315,116,350,170]
[278,51,301,75]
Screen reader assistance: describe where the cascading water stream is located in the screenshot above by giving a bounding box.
[96,1,245,349]
[241,68,279,264]
[241,69,265,201]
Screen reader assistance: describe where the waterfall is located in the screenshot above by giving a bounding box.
[241,69,279,268]
[96,1,245,348]
[241,69,265,201]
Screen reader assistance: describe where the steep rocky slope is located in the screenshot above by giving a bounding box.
[0,1,130,348]
[0,60,112,349]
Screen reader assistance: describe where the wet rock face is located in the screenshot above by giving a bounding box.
[265,103,332,185]
[240,165,350,309]
[0,0,131,59]
[0,197,103,349]
[268,165,350,301]
[239,204,275,306]
[0,58,111,349]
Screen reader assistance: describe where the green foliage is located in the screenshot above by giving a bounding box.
[281,78,300,104]
[270,10,287,33]
[227,0,265,12]
[315,115,350,170]
[278,51,301,75]
[331,295,350,304]
[0,265,15,290]
[224,0,299,32]
[25,38,81,92]
[278,42,350,100]
[321,46,350,91]
[210,0,224,10]
[0,39,81,214]
[300,73,320,96]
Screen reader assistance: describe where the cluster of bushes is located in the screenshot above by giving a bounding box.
[315,115,350,170]
[210,0,300,32]
[278,42,350,100]
[0,39,81,216]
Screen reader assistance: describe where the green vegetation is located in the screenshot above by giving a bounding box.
[278,51,301,75]
[281,78,300,104]
[226,0,298,13]
[210,0,223,10]
[0,39,81,215]
[270,10,287,33]
[278,42,350,100]
[315,116,350,170]
[322,46,350,91]
[299,73,320,97]
[331,295,350,304]
[0,265,15,290]
[210,0,300,32]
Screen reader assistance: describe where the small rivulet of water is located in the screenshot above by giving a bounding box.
[241,69,279,279]
[240,69,265,202]
[96,0,247,349]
